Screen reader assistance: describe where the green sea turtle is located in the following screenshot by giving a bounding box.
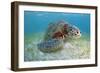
[37,20,81,53]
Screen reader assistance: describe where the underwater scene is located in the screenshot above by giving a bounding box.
[24,11,90,61]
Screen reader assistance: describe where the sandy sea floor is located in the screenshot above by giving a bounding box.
[24,33,90,61]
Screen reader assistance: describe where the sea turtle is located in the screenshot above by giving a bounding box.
[37,20,81,53]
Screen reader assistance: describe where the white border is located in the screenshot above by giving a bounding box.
[18,5,96,68]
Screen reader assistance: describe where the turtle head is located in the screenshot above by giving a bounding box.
[64,24,81,39]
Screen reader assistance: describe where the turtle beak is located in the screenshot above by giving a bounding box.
[78,34,81,37]
[77,31,81,38]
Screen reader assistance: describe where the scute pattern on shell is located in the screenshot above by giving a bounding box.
[37,39,64,53]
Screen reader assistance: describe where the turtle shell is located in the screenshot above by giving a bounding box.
[44,20,67,41]
[37,39,64,53]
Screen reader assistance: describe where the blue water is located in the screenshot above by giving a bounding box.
[24,11,90,36]
[24,11,91,61]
